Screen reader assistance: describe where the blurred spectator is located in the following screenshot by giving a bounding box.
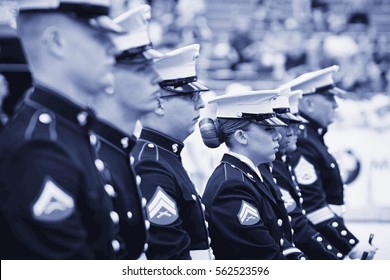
[228,17,254,70]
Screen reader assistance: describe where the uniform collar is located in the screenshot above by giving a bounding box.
[27,85,96,128]
[225,151,263,182]
[139,128,184,157]
[300,112,328,137]
[91,119,136,154]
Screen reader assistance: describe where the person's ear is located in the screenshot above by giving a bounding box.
[42,26,65,58]
[299,96,316,113]
[234,130,248,145]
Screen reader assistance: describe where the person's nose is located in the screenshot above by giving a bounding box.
[195,95,205,110]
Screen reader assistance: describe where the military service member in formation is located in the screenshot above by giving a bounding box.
[200,90,306,260]
[286,66,377,259]
[0,0,145,259]
[267,87,343,259]
[132,44,213,259]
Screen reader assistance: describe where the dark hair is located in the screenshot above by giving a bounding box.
[199,117,251,148]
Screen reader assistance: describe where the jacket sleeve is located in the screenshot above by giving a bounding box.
[135,159,192,259]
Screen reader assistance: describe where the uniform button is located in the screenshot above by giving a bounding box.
[317,236,323,242]
[341,230,347,236]
[330,163,336,168]
[147,143,154,148]
[247,173,253,179]
[94,159,105,172]
[231,165,236,168]
[288,215,292,222]
[77,112,88,126]
[110,211,119,224]
[296,186,300,191]
[298,192,302,197]
[208,237,212,245]
[288,166,292,172]
[337,253,343,258]
[121,137,129,149]
[291,229,294,235]
[300,256,306,260]
[273,178,277,183]
[145,220,150,230]
[144,243,149,252]
[202,204,206,211]
[104,184,116,197]
[112,240,120,252]
[127,211,133,219]
[280,238,284,246]
[172,143,179,153]
[327,245,332,250]
[332,222,339,228]
[205,221,209,228]
[89,134,97,146]
[192,194,197,201]
[299,124,305,130]
[291,175,296,181]
[136,175,142,185]
[39,113,52,124]
[142,197,147,208]
[130,156,135,165]
[277,219,283,227]
[349,239,356,245]
[302,209,306,215]
[299,198,304,204]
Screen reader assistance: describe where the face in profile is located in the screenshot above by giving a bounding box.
[307,94,338,127]
[245,123,281,164]
[114,61,161,114]
[160,90,205,141]
[275,125,296,155]
[63,16,117,96]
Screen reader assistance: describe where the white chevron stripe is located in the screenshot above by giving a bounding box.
[239,201,259,223]
[147,188,177,218]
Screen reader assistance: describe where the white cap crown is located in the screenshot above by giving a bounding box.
[113,5,152,52]
[154,44,200,81]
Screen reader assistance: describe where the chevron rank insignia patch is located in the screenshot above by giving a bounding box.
[237,200,260,226]
[294,156,317,185]
[146,186,178,225]
[280,188,297,213]
[31,178,75,222]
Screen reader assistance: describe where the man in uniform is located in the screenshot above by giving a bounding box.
[132,44,213,259]
[0,0,146,259]
[285,65,377,259]
[90,4,163,259]
[268,87,343,259]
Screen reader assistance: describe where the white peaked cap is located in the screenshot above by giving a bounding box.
[272,86,290,109]
[18,0,125,34]
[19,0,111,11]
[113,5,153,52]
[209,90,279,118]
[154,44,200,81]
[281,65,347,95]
[289,90,303,114]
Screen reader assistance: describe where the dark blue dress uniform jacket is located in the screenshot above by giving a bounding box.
[272,154,343,259]
[289,113,359,255]
[0,86,145,259]
[202,153,305,260]
[90,120,148,259]
[132,128,211,259]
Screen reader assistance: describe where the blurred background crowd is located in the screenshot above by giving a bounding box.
[1,0,389,239]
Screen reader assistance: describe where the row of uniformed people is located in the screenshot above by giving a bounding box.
[198,66,377,260]
[0,0,212,260]
[0,0,377,260]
